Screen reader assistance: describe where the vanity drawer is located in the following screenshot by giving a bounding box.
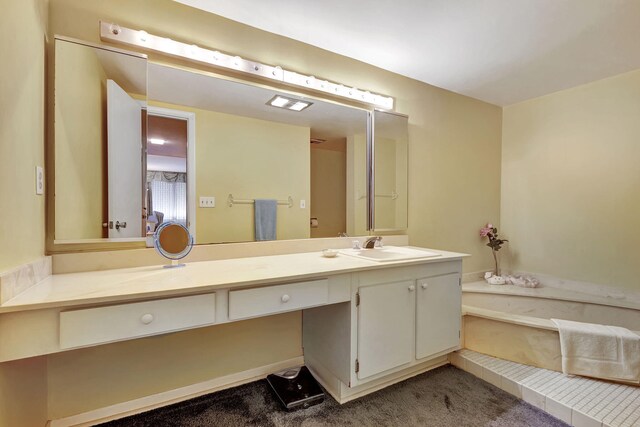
[228,279,328,320]
[59,293,216,349]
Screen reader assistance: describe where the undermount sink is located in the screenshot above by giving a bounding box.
[339,246,442,262]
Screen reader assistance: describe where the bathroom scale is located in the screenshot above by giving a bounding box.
[266,366,325,411]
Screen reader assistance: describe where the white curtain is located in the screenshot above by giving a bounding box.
[150,180,187,225]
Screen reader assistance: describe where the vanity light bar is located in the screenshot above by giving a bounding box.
[99,22,394,110]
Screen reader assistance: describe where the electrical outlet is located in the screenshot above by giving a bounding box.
[199,196,215,208]
[300,199,306,209]
[36,166,44,195]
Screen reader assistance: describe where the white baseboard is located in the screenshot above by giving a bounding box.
[47,356,304,427]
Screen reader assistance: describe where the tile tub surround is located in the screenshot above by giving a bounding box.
[463,281,640,329]
[461,281,640,375]
[451,349,640,427]
[0,256,52,304]
[461,303,640,375]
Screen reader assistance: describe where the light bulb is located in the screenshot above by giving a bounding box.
[188,45,202,59]
[138,30,148,42]
[109,23,121,35]
[233,56,241,66]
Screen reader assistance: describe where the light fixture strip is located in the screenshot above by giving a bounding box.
[99,22,394,110]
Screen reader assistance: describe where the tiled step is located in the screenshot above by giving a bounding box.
[450,349,640,427]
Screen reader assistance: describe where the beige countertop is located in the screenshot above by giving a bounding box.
[0,247,467,313]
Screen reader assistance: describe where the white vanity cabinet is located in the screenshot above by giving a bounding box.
[303,259,462,403]
[356,280,416,379]
[415,273,461,360]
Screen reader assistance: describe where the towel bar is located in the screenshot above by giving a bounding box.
[227,194,293,208]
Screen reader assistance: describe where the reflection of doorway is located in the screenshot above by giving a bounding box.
[310,138,347,238]
[146,107,196,240]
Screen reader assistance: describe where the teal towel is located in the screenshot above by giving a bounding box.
[255,199,277,241]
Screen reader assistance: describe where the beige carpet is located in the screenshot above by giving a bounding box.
[101,365,567,426]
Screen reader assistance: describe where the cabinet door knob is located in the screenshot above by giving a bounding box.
[281,294,290,303]
[408,285,415,292]
[421,283,428,290]
[140,313,154,324]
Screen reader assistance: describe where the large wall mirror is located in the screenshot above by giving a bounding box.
[373,110,408,232]
[147,62,369,244]
[53,37,407,248]
[54,38,147,242]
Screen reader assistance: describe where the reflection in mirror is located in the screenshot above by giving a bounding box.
[147,63,369,244]
[54,39,147,241]
[373,110,408,232]
[145,110,189,236]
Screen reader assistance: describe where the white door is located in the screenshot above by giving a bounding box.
[415,273,461,360]
[107,79,142,238]
[357,280,415,380]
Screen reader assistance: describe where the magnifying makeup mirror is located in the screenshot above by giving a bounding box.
[153,222,194,268]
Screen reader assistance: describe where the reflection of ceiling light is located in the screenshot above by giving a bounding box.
[290,102,310,111]
[270,96,290,108]
[267,95,312,112]
[149,138,166,145]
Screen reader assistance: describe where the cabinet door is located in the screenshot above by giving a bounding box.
[357,280,415,380]
[415,273,461,360]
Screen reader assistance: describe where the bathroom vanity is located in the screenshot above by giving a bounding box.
[0,247,465,404]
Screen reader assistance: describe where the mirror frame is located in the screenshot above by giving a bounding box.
[47,37,407,254]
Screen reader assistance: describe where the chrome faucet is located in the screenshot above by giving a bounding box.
[363,236,382,249]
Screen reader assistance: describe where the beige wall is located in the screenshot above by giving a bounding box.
[375,137,398,229]
[346,133,369,236]
[40,0,501,420]
[47,312,301,419]
[310,142,346,238]
[48,0,502,273]
[0,357,48,427]
[54,41,107,240]
[194,110,310,243]
[502,70,640,290]
[0,0,47,274]
[148,100,310,243]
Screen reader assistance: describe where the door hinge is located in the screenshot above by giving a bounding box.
[355,292,360,307]
[355,359,360,373]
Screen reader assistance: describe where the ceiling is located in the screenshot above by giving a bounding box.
[175,0,640,106]
[148,63,367,139]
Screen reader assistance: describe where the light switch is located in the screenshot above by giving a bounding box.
[35,166,44,195]
[199,196,215,208]
[300,199,306,209]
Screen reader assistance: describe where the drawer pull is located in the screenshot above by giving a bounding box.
[408,285,415,292]
[140,313,154,324]
[421,283,429,290]
[281,294,290,303]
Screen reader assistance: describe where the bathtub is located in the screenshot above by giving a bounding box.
[461,281,640,375]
